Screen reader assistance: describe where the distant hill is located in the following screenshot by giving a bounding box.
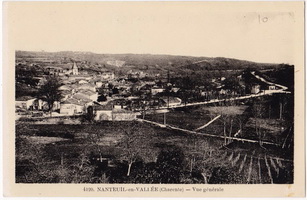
[16,50,291,76]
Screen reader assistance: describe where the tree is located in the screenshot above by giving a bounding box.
[15,135,48,183]
[97,95,107,102]
[251,99,266,147]
[156,146,185,183]
[84,106,96,122]
[37,76,62,113]
[223,77,244,96]
[117,121,156,176]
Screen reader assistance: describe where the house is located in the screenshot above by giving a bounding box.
[161,97,182,107]
[94,104,137,121]
[61,90,72,101]
[60,97,92,115]
[77,83,96,92]
[77,90,98,101]
[171,87,180,93]
[95,81,103,88]
[94,103,114,120]
[112,109,137,121]
[268,85,276,90]
[34,99,60,111]
[61,62,79,76]
[16,96,36,110]
[219,88,227,95]
[46,66,63,76]
[251,84,261,94]
[151,87,165,95]
[101,72,115,80]
[139,84,152,94]
[60,98,84,115]
[128,70,146,79]
[78,80,88,84]
[59,85,74,92]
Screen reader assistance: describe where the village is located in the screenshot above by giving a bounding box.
[15,58,288,123]
[15,52,294,184]
[10,0,300,188]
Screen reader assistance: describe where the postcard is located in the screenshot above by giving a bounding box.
[3,1,305,197]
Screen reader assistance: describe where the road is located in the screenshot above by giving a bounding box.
[137,118,281,146]
[251,71,288,90]
[135,89,290,112]
[136,72,291,147]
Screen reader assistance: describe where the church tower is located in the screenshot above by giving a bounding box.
[72,62,79,75]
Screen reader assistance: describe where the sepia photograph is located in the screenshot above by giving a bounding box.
[3,1,305,197]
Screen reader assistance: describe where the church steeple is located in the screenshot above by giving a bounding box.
[72,62,78,75]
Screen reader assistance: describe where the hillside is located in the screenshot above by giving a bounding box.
[16,50,290,76]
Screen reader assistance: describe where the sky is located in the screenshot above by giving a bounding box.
[5,2,303,64]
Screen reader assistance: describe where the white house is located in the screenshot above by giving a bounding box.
[95,81,103,88]
[151,87,165,95]
[60,99,83,115]
[112,109,137,121]
[94,107,137,121]
[60,97,92,115]
[161,97,182,107]
[16,96,36,110]
[35,99,61,111]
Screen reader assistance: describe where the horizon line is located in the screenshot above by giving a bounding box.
[15,49,292,66]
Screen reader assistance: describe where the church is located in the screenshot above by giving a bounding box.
[72,62,79,75]
[62,62,79,76]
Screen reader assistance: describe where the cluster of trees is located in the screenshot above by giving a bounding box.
[16,121,244,184]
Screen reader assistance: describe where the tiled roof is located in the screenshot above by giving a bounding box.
[78,89,96,96]
[62,97,91,106]
[72,94,92,102]
[161,97,181,104]
[77,83,96,89]
[62,98,82,106]
[61,90,72,95]
[59,85,73,90]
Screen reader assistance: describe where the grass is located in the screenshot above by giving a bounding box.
[15,113,293,183]
[25,136,70,144]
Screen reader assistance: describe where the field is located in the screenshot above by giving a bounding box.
[16,116,293,184]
